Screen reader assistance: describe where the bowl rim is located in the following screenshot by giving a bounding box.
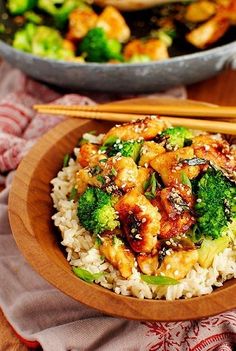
[8,118,236,321]
[1,39,236,68]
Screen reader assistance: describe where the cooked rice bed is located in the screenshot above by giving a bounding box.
[51,153,236,301]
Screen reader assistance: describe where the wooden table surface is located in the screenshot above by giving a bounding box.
[1,68,236,351]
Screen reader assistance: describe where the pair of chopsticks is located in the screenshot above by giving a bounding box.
[34,101,236,135]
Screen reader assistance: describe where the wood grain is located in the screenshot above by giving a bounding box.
[188,68,236,106]
[0,310,28,351]
[8,116,236,322]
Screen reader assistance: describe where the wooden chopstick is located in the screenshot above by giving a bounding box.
[35,107,236,135]
[34,103,236,119]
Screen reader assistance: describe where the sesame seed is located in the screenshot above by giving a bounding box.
[142,218,147,223]
[135,234,142,240]
[166,264,171,270]
[174,270,179,276]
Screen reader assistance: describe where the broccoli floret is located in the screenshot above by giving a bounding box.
[195,168,236,239]
[160,126,193,150]
[78,187,120,235]
[102,137,143,162]
[13,23,37,52]
[79,27,123,63]
[38,0,88,27]
[13,24,75,60]
[7,0,37,15]
[37,0,58,16]
[121,141,143,161]
[32,26,74,59]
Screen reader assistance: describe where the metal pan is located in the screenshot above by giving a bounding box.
[1,40,236,93]
[0,0,236,93]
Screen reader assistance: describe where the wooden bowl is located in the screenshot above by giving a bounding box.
[8,118,236,321]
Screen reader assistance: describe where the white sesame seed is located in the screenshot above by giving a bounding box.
[174,270,179,276]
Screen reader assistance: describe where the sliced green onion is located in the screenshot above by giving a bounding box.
[180,171,192,189]
[141,274,179,285]
[99,158,108,163]
[63,153,70,167]
[97,175,105,184]
[144,192,155,200]
[69,186,78,201]
[73,267,103,283]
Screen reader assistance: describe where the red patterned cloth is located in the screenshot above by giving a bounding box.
[0,62,235,351]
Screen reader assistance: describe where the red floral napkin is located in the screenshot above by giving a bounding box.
[0,61,236,351]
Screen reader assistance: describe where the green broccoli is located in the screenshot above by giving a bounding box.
[55,0,84,26]
[7,0,37,15]
[13,23,37,52]
[32,26,74,59]
[195,167,236,239]
[38,0,89,27]
[101,137,143,163]
[78,187,120,235]
[13,24,75,60]
[159,126,193,150]
[79,27,123,63]
[37,0,58,16]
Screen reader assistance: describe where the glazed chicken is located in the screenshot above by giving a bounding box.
[153,184,196,239]
[192,135,235,172]
[150,146,201,186]
[103,116,166,143]
[123,39,169,61]
[115,189,161,253]
[100,236,135,278]
[186,0,235,49]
